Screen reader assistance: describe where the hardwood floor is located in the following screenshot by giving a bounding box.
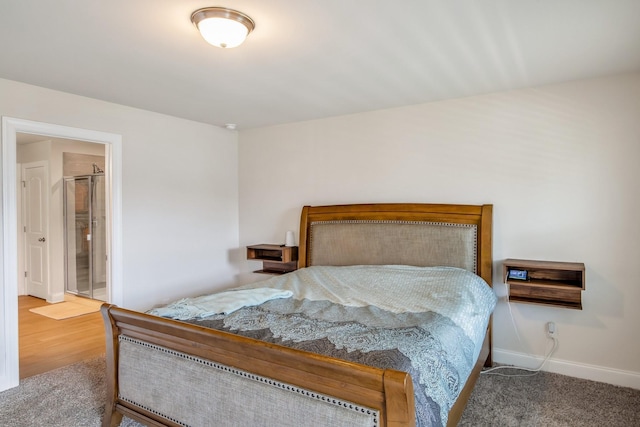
[18,295,105,379]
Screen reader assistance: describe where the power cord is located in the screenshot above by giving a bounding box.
[481,282,559,377]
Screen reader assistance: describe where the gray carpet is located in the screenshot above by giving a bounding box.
[0,357,106,426]
[1,357,638,426]
[460,368,640,426]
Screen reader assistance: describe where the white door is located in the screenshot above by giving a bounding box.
[23,162,49,300]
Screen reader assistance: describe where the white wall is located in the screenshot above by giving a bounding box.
[1,78,241,311]
[238,73,640,387]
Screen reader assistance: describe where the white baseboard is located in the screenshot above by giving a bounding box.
[493,348,640,390]
[47,291,65,304]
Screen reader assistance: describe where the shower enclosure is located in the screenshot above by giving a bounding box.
[64,173,107,301]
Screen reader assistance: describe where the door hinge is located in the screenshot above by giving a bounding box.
[24,226,27,232]
[22,180,26,188]
[24,271,27,278]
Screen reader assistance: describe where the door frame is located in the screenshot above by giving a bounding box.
[16,161,24,295]
[1,117,123,391]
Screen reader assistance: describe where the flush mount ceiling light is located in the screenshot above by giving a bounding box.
[191,7,255,48]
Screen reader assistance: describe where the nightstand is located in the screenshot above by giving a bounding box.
[503,259,585,309]
[247,244,298,274]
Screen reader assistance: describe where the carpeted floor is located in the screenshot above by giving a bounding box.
[460,368,640,426]
[1,357,639,426]
[0,357,106,426]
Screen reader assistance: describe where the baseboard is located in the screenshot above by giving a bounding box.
[493,348,640,390]
[47,291,65,304]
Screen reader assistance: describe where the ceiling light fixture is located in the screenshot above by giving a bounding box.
[191,7,255,49]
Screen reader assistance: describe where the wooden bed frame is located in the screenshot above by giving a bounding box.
[102,203,493,427]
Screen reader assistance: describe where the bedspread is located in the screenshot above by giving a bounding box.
[158,265,497,427]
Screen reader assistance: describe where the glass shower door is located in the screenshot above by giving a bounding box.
[64,175,106,301]
[65,177,91,298]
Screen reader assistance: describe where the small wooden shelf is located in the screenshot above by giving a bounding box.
[247,244,298,274]
[503,259,585,310]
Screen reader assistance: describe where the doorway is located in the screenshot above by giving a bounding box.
[1,117,123,392]
[18,142,108,303]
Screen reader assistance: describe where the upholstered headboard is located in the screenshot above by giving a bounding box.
[298,203,493,285]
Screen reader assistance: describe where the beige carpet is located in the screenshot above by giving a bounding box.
[29,294,103,320]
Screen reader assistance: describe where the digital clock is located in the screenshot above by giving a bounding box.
[507,269,528,281]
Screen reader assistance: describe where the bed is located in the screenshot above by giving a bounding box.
[102,203,495,427]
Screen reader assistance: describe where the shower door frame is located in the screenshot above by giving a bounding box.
[63,173,107,301]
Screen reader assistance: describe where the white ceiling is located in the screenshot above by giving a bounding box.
[2,1,639,130]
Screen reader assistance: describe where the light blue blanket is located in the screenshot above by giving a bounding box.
[146,287,293,320]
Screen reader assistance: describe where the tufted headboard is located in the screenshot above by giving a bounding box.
[298,203,493,286]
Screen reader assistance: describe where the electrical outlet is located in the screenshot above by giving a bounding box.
[546,321,556,337]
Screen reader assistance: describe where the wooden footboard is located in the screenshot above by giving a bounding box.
[102,304,416,427]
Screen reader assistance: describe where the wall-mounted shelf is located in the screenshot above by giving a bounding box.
[247,244,298,274]
[503,259,585,309]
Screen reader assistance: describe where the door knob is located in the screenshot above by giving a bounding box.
[38,237,46,242]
